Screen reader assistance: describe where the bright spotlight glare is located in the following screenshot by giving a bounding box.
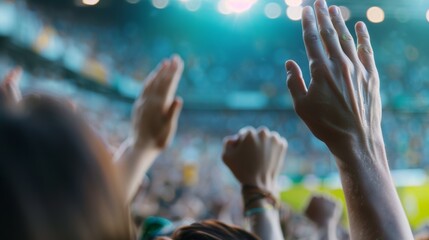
[218,0,257,14]
[367,6,384,23]
[285,0,302,7]
[82,0,99,6]
[286,6,303,21]
[184,0,201,11]
[339,6,350,21]
[426,9,429,22]
[218,1,232,14]
[265,2,281,19]
[152,0,169,9]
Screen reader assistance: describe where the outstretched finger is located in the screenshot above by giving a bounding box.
[142,60,169,97]
[286,60,307,101]
[314,0,344,59]
[329,6,358,63]
[164,55,184,105]
[302,6,327,62]
[355,22,376,73]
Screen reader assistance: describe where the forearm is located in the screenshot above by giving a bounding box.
[317,223,337,240]
[332,136,413,240]
[115,139,159,202]
[243,198,284,240]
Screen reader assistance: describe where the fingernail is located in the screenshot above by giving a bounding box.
[320,0,327,8]
[334,6,340,15]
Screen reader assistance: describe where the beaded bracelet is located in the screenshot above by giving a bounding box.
[242,185,280,210]
[244,204,274,217]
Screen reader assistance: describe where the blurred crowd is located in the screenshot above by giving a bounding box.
[1,0,429,240]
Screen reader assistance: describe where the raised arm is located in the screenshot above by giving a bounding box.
[115,55,184,202]
[222,126,286,240]
[285,1,413,239]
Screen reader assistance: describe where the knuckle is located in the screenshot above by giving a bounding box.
[339,62,351,74]
[360,33,370,40]
[309,60,326,76]
[303,31,319,43]
[359,45,373,55]
[319,27,337,39]
[339,32,353,42]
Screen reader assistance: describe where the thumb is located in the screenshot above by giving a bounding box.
[166,97,183,123]
[222,135,239,161]
[285,60,307,101]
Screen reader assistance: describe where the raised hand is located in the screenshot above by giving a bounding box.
[284,0,413,239]
[222,126,287,194]
[132,55,184,150]
[0,67,22,107]
[116,55,184,201]
[286,1,382,161]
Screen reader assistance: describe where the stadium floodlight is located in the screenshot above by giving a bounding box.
[217,0,257,14]
[286,6,302,21]
[284,0,302,7]
[82,0,100,6]
[265,2,282,19]
[152,0,169,9]
[367,6,385,23]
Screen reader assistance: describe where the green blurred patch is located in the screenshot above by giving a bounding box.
[280,183,429,229]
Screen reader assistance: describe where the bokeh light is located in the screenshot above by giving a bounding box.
[218,0,232,14]
[286,6,303,21]
[152,0,169,9]
[184,0,201,11]
[426,9,429,22]
[284,0,302,7]
[264,2,282,19]
[82,0,100,6]
[217,0,257,14]
[367,6,385,23]
[339,6,350,21]
[405,45,419,61]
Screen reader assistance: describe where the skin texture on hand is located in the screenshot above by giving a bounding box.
[285,1,413,239]
[222,126,287,194]
[115,55,184,202]
[222,126,287,240]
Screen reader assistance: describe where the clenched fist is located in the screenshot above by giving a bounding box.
[222,126,287,194]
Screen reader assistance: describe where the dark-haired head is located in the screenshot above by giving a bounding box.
[156,220,260,240]
[0,95,132,240]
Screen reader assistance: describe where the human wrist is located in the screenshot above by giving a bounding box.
[241,185,280,211]
[128,137,161,157]
[326,129,388,171]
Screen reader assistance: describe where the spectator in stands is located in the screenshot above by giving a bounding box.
[0,54,187,239]
[285,0,414,239]
[304,195,343,240]
[0,72,133,239]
